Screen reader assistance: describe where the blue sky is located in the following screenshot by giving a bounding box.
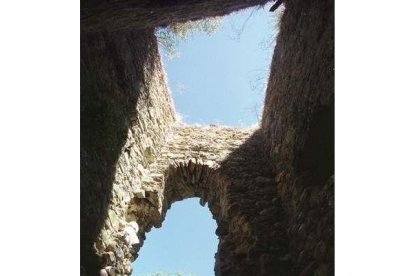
[133,3,276,275]
[162,3,276,127]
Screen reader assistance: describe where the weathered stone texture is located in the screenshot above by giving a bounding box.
[81,0,334,275]
[262,0,334,172]
[81,29,176,275]
[262,0,334,274]
[100,124,256,274]
[81,0,271,32]
[89,123,297,275]
[122,126,293,275]
[214,130,293,275]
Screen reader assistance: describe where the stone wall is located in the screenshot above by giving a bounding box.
[81,0,270,32]
[81,29,176,275]
[81,0,334,275]
[262,0,335,274]
[160,126,291,275]
[97,125,295,275]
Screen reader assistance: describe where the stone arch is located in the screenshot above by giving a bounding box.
[81,0,335,273]
[121,126,257,275]
[96,126,293,275]
[125,158,225,260]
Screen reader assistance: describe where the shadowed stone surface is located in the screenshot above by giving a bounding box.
[93,125,293,275]
[81,0,334,275]
[81,29,176,275]
[81,0,271,32]
[262,0,334,274]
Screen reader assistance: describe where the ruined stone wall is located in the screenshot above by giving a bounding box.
[214,130,292,275]
[81,0,270,32]
[262,0,334,274]
[80,31,293,274]
[161,127,290,275]
[81,0,334,275]
[99,125,294,275]
[97,125,245,274]
[81,29,176,275]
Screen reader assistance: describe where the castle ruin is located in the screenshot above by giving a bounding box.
[81,0,334,275]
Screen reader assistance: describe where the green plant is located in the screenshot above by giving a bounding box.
[156,17,222,59]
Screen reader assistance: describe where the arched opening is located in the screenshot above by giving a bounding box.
[112,128,292,276]
[93,123,293,275]
[133,198,218,275]
[81,0,335,274]
[121,154,231,276]
[124,5,284,274]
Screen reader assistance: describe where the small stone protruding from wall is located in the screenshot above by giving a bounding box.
[122,221,140,249]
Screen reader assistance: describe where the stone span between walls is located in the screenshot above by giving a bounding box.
[80,28,287,275]
[94,124,293,275]
[81,0,334,275]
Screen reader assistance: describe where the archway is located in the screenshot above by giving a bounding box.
[133,198,218,275]
[96,126,292,275]
[81,0,335,274]
[120,156,232,275]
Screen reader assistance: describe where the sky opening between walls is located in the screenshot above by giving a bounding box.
[133,3,279,275]
[161,2,279,127]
